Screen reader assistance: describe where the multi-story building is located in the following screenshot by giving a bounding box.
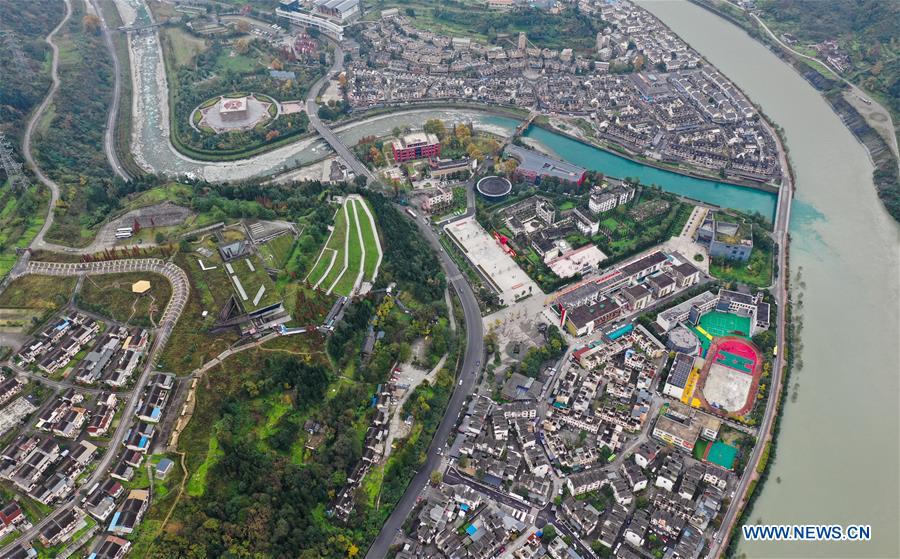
[391,132,441,163]
[695,214,753,262]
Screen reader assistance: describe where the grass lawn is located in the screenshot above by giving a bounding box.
[214,51,258,74]
[355,199,382,282]
[186,430,222,498]
[709,246,774,288]
[0,483,52,522]
[692,438,710,460]
[258,234,296,270]
[77,272,173,327]
[0,275,77,332]
[307,203,348,287]
[125,182,192,210]
[332,203,363,296]
[229,255,279,311]
[319,206,352,291]
[165,27,208,67]
[156,253,238,375]
[0,184,48,278]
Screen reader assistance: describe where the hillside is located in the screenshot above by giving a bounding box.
[755,0,900,120]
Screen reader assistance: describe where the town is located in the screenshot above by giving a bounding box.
[333,0,782,185]
[12,0,886,555]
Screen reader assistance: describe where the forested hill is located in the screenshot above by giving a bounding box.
[756,0,899,117]
[0,0,65,145]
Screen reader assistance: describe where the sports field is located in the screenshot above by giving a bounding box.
[704,440,738,470]
[689,310,751,354]
[696,337,763,417]
[305,196,382,297]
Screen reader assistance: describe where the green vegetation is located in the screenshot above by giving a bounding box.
[306,197,382,296]
[0,275,76,332]
[31,0,115,246]
[755,0,899,119]
[76,272,173,327]
[97,0,144,179]
[258,233,296,270]
[148,191,453,558]
[477,181,691,292]
[161,23,320,159]
[697,0,900,224]
[709,227,775,288]
[0,183,48,279]
[0,0,62,142]
[365,0,605,53]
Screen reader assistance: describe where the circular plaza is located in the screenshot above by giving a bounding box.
[476,175,512,201]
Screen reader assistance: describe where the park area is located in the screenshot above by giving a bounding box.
[305,196,382,297]
[76,272,172,328]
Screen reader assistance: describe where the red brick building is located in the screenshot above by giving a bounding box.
[391,132,441,163]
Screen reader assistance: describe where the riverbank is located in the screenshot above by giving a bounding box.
[531,119,781,194]
[641,3,900,557]
[687,0,900,224]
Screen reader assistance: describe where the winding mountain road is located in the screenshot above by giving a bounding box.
[21,0,71,254]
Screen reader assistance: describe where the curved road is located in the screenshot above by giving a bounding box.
[91,0,131,181]
[749,11,899,165]
[21,0,71,253]
[0,258,189,557]
[364,213,485,558]
[708,115,792,558]
[304,42,377,184]
[22,0,129,255]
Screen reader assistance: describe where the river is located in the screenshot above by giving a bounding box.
[522,125,777,220]
[116,0,776,217]
[636,1,900,557]
[117,0,899,554]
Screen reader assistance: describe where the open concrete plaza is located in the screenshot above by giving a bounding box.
[445,217,539,306]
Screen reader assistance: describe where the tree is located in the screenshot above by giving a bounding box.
[541,524,557,543]
[82,14,101,35]
[454,123,471,143]
[430,471,443,486]
[424,119,447,140]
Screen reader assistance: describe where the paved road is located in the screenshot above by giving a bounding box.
[20,0,131,256]
[21,0,71,253]
[708,114,793,558]
[0,258,189,557]
[91,0,130,181]
[364,212,485,559]
[304,43,377,185]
